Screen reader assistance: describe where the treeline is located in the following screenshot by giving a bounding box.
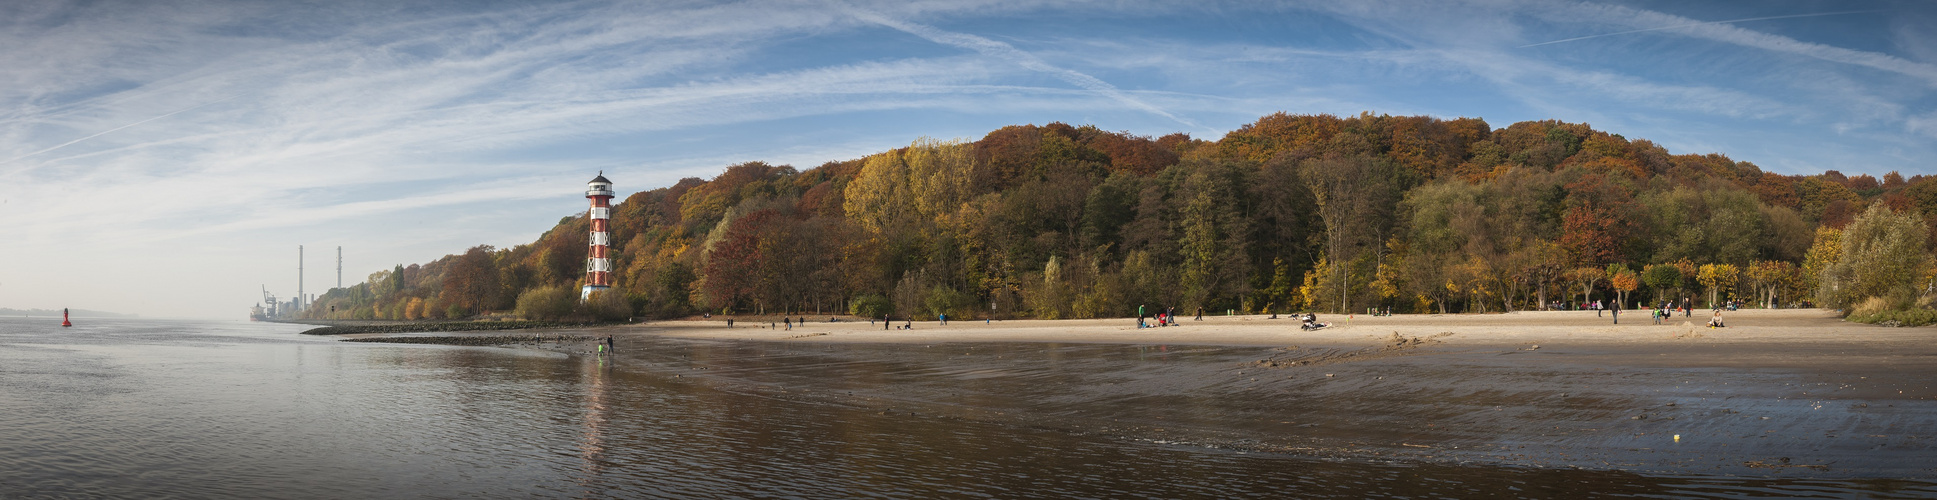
[302,113,1937,323]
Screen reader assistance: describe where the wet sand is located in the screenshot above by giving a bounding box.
[367,309,1937,480]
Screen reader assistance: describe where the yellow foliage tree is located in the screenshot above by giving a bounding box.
[903,138,979,221]
[1800,227,1842,303]
[843,151,908,233]
[404,297,425,320]
[1609,269,1639,309]
[1696,263,1740,308]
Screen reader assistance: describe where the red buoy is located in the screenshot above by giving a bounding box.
[62,308,71,327]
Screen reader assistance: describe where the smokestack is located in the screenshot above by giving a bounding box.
[298,245,305,311]
[337,246,343,289]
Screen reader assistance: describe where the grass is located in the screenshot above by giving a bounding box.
[1846,296,1937,327]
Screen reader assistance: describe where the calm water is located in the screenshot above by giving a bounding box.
[2,317,1932,499]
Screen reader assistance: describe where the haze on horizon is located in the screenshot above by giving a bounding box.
[1,0,1932,319]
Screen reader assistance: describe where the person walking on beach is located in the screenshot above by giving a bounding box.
[1195,306,1203,321]
[883,314,890,330]
[605,336,615,352]
[783,317,791,330]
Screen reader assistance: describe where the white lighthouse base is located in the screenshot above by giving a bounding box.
[581,285,611,301]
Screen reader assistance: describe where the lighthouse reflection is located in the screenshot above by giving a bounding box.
[574,353,610,493]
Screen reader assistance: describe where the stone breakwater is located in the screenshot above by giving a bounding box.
[340,334,595,346]
[298,321,594,336]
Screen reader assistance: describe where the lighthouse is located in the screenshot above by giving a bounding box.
[582,172,615,300]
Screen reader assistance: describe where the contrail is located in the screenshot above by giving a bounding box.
[0,96,236,167]
[1519,10,1880,48]
[844,6,1206,131]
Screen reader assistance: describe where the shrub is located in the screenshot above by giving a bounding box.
[1819,205,1932,309]
[582,290,631,321]
[1849,307,1937,327]
[924,286,976,319]
[1849,296,1893,319]
[849,294,893,318]
[515,286,579,321]
[1847,295,1937,326]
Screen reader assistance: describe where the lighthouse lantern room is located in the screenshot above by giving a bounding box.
[583,173,616,301]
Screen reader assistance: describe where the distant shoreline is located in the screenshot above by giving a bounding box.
[0,308,137,318]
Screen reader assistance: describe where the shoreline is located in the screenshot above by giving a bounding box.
[327,308,1937,478]
[293,320,600,335]
[617,308,1921,347]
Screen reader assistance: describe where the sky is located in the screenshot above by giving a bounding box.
[2,0,1933,319]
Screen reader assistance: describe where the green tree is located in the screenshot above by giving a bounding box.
[1303,153,1396,313]
[1818,205,1934,311]
[1642,264,1682,304]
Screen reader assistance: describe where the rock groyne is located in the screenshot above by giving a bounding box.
[298,321,595,336]
[340,334,595,346]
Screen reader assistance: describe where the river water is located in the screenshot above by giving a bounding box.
[2,317,1932,498]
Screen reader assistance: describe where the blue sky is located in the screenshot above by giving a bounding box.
[2,0,1932,318]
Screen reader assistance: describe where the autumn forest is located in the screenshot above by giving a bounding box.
[304,112,1937,325]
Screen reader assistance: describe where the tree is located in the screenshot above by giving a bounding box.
[1515,241,1566,311]
[902,138,984,222]
[1818,205,1934,311]
[1800,227,1842,306]
[1609,267,1639,309]
[442,245,501,316]
[1743,260,1797,309]
[1303,153,1396,313]
[1641,264,1682,305]
[358,114,1911,324]
[1696,263,1740,308]
[1561,174,1643,265]
[700,209,778,312]
[844,151,909,233]
[1177,160,1251,310]
[1565,267,1605,308]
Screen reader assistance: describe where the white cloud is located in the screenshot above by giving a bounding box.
[1525,1,1937,86]
[1,0,1931,317]
[842,4,1210,132]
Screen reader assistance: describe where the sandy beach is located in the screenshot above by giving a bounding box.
[633,308,1909,347]
[353,308,1937,479]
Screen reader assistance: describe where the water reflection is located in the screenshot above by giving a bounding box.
[2,318,1934,499]
[576,354,609,495]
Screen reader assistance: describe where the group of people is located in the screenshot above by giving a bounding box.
[734,315,841,330]
[1137,304,1180,328]
[1635,298,1726,328]
[1299,312,1329,331]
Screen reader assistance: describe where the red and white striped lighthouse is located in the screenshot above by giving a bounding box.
[582,172,615,301]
